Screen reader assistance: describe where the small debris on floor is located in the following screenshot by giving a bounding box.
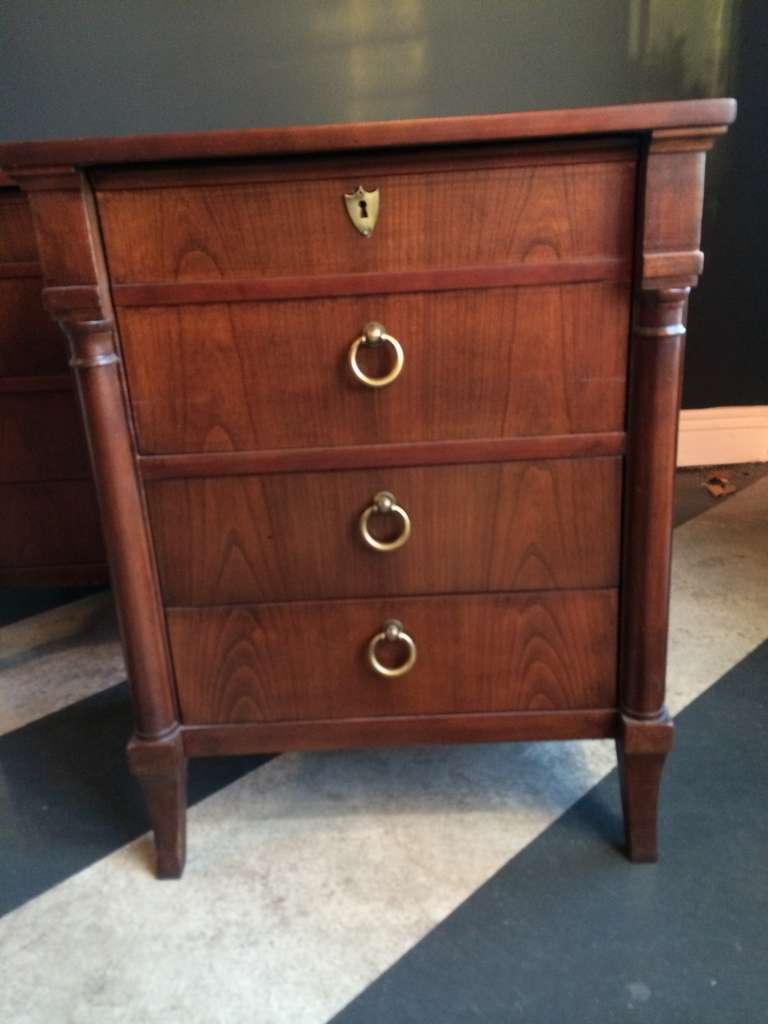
[704,472,738,498]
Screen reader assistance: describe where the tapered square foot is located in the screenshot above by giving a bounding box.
[616,712,674,863]
[127,731,187,879]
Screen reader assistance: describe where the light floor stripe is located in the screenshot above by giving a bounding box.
[0,591,123,735]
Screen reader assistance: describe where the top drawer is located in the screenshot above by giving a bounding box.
[95,142,637,284]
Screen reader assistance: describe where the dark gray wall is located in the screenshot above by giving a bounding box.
[0,0,764,407]
[684,0,766,407]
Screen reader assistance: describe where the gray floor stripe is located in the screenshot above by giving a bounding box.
[330,640,768,1024]
[0,682,272,916]
[0,586,105,628]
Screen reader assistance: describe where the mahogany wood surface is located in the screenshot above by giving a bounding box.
[0,261,41,279]
[168,589,618,724]
[13,170,178,736]
[147,458,621,605]
[0,279,69,376]
[138,433,626,481]
[0,480,104,568]
[119,282,629,454]
[96,151,635,283]
[0,190,37,261]
[0,391,92,481]
[617,713,675,862]
[618,130,714,721]
[60,315,180,738]
[0,184,107,584]
[0,99,735,167]
[4,101,734,872]
[0,373,72,394]
[111,259,629,308]
[0,562,110,587]
[620,286,689,718]
[90,137,636,191]
[182,709,617,757]
[127,732,186,878]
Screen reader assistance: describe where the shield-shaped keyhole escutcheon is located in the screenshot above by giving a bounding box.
[344,185,380,237]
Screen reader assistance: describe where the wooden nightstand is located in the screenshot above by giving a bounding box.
[0,98,735,876]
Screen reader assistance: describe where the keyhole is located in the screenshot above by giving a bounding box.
[358,199,368,219]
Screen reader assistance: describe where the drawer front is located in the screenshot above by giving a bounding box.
[97,148,635,283]
[147,457,621,605]
[119,282,629,454]
[0,280,67,377]
[0,480,104,569]
[0,391,91,482]
[168,589,618,724]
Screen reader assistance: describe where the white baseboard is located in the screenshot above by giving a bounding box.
[677,406,768,467]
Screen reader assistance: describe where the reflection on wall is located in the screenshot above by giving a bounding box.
[307,0,430,121]
[628,0,737,97]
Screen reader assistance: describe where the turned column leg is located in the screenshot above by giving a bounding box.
[128,732,187,878]
[618,282,690,862]
[8,172,185,879]
[616,714,674,862]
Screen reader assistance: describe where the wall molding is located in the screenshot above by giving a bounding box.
[677,406,768,467]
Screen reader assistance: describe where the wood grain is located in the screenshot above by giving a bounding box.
[18,165,179,738]
[137,433,626,481]
[111,258,630,307]
[6,103,734,871]
[119,282,630,455]
[643,150,706,261]
[0,191,37,262]
[617,713,675,862]
[93,139,638,194]
[0,182,107,583]
[0,479,104,567]
[620,286,689,718]
[93,138,635,191]
[183,709,618,756]
[0,261,40,280]
[97,156,635,283]
[147,457,621,605]
[127,732,186,879]
[0,374,72,394]
[0,278,68,375]
[61,316,180,736]
[168,589,619,724]
[0,98,735,168]
[0,390,92,481]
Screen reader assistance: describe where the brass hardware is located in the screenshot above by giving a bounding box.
[344,184,380,236]
[348,322,404,388]
[359,491,411,552]
[367,619,417,678]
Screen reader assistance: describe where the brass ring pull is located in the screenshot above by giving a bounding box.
[359,491,411,552]
[348,321,404,388]
[367,619,417,678]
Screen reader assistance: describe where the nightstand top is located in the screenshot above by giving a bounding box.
[0,99,736,171]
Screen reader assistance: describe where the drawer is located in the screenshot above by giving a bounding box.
[147,457,621,605]
[0,480,104,568]
[119,282,630,454]
[167,589,619,724]
[0,391,91,482]
[96,145,636,283]
[0,280,67,377]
